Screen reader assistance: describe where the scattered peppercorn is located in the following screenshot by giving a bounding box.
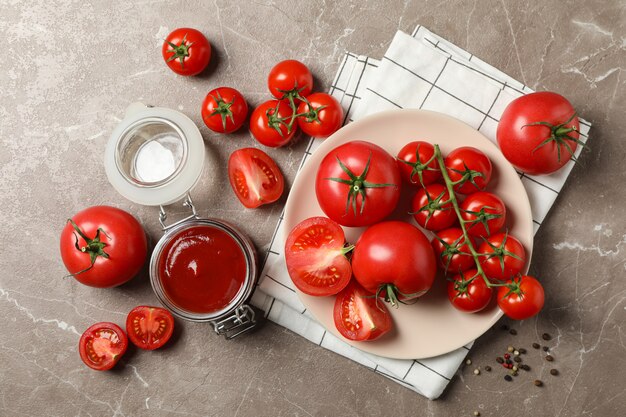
[520,364,531,371]
[496,357,504,364]
[543,346,549,352]
[534,380,543,387]
[473,411,480,417]
[514,350,520,356]
[532,343,540,349]
[542,333,551,341]
[550,369,559,376]
[514,356,522,363]
[474,369,480,375]
[504,353,511,359]
[509,329,517,335]
[505,375,513,381]
[484,366,491,372]
[512,366,518,371]
[466,359,472,365]
[546,355,554,362]
[519,348,527,354]
[507,346,514,353]
[501,324,509,331]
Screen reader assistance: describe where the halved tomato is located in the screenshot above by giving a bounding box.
[78,322,128,371]
[228,148,284,208]
[284,217,352,296]
[126,306,175,350]
[333,280,392,341]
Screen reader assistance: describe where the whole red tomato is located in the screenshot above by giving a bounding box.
[431,227,475,274]
[334,280,392,341]
[268,60,313,100]
[396,141,441,186]
[497,92,581,175]
[447,270,493,313]
[201,87,248,133]
[228,148,284,208]
[78,322,128,371]
[497,275,544,320]
[410,183,457,231]
[444,147,492,194]
[297,93,343,138]
[352,221,437,306]
[460,191,506,238]
[60,206,148,288]
[162,28,211,76]
[478,232,526,280]
[249,100,297,147]
[315,141,401,227]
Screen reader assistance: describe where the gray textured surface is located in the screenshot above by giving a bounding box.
[1,0,625,416]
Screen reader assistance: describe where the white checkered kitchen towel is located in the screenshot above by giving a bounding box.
[250,26,591,399]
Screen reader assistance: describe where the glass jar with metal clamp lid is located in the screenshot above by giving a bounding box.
[104,102,261,338]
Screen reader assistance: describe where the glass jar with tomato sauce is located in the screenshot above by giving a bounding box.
[104,103,261,338]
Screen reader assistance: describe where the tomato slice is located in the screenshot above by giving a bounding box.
[333,280,392,341]
[285,217,352,296]
[228,148,284,208]
[126,306,175,350]
[78,322,128,371]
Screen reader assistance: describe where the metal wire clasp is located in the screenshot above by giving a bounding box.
[212,305,258,339]
[159,193,198,231]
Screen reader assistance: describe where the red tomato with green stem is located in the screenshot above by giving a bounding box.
[410,183,457,231]
[460,191,506,238]
[268,60,313,102]
[478,232,526,280]
[396,141,441,186]
[60,206,147,288]
[431,227,475,274]
[497,92,582,175]
[296,93,343,138]
[250,100,297,147]
[126,306,175,350]
[162,28,211,76]
[447,269,493,313]
[333,280,392,341]
[497,275,544,320]
[228,148,284,208]
[201,87,248,133]
[444,147,492,194]
[315,141,401,227]
[78,322,128,371]
[285,217,352,296]
[352,221,437,306]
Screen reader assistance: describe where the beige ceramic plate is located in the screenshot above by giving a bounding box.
[283,109,533,360]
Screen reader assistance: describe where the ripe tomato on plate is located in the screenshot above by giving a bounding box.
[444,147,492,195]
[497,275,544,320]
[249,100,297,147]
[315,141,401,227]
[268,59,313,100]
[60,206,147,288]
[447,269,493,313]
[333,280,392,341]
[162,28,211,76]
[478,232,526,280]
[395,141,440,186]
[284,217,352,296]
[228,148,284,208]
[497,92,581,175]
[460,191,506,238]
[297,93,343,138]
[410,183,457,231]
[201,87,248,133]
[78,322,128,371]
[431,227,475,274]
[126,306,175,350]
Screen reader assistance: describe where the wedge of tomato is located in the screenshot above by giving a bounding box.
[126,306,175,350]
[78,322,128,371]
[228,148,284,208]
[333,280,392,341]
[285,217,352,296]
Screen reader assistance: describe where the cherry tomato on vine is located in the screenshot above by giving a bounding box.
[444,147,492,194]
[478,232,526,280]
[497,275,544,320]
[78,322,128,371]
[431,227,475,274]
[249,100,297,147]
[410,183,457,231]
[333,280,392,341]
[296,93,343,138]
[201,87,248,133]
[447,269,493,313]
[268,60,313,100]
[460,191,506,238]
[352,221,437,306]
[315,141,401,227]
[228,148,284,208]
[497,92,581,175]
[396,141,441,186]
[162,28,211,76]
[60,206,148,288]
[126,306,175,350]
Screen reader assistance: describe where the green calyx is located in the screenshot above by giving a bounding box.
[209,92,236,132]
[266,101,290,137]
[165,34,194,68]
[450,270,480,299]
[462,206,502,236]
[499,275,526,299]
[480,231,522,273]
[409,189,451,228]
[66,219,110,277]
[523,112,585,163]
[433,234,470,274]
[325,153,397,217]
[375,283,424,308]
[398,144,438,186]
[450,162,485,192]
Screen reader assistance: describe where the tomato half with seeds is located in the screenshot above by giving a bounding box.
[431,227,475,274]
[296,93,343,138]
[126,306,175,350]
[268,60,313,100]
[396,141,441,186]
[497,275,544,320]
[162,28,211,76]
[478,232,526,280]
[447,269,493,313]
[410,183,457,231]
[201,87,248,133]
[285,217,352,296]
[460,191,506,238]
[79,322,128,371]
[228,148,284,209]
[444,147,492,195]
[249,100,297,147]
[333,280,392,341]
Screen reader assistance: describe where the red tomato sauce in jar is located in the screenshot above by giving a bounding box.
[157,225,247,314]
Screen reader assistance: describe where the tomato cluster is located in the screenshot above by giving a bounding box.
[285,139,546,342]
